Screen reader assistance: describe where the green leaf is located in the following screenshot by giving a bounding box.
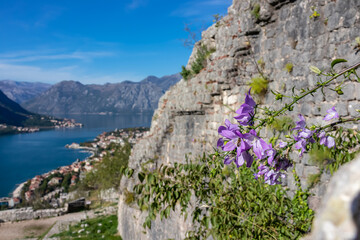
[138,172,145,183]
[309,65,321,75]
[331,59,347,70]
[126,168,134,178]
[165,206,171,218]
[147,173,155,185]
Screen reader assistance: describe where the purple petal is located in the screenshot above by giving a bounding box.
[223,141,237,151]
[319,136,326,145]
[326,136,336,148]
[253,138,271,160]
[239,140,251,152]
[224,155,234,165]
[318,131,326,138]
[249,129,257,137]
[292,114,306,131]
[279,141,288,148]
[234,113,252,126]
[245,88,256,108]
[298,129,314,139]
[236,104,253,115]
[244,152,254,168]
[235,148,245,167]
[218,126,226,134]
[323,107,339,121]
[225,119,239,131]
[219,130,238,140]
[266,149,276,166]
[217,138,224,148]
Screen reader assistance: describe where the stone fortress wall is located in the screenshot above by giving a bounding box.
[118,0,360,239]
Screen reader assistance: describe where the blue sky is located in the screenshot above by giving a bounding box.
[0,0,231,84]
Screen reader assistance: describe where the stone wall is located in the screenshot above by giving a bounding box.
[118,0,360,239]
[0,207,66,222]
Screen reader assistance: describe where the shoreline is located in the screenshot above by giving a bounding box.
[12,182,25,198]
[2,126,148,203]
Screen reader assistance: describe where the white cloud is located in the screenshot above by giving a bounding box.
[0,63,76,83]
[0,51,115,63]
[0,63,145,84]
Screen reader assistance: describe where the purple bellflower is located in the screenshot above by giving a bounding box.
[323,107,339,121]
[217,119,239,149]
[234,89,256,126]
[318,131,336,148]
[278,141,288,148]
[217,119,254,166]
[292,115,315,157]
[292,114,306,131]
[254,163,286,185]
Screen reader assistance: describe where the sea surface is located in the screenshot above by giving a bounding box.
[0,113,153,197]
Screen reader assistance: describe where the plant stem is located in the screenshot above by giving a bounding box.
[320,117,360,130]
[255,62,360,129]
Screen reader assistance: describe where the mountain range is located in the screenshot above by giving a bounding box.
[0,89,55,128]
[22,74,181,116]
[0,80,51,103]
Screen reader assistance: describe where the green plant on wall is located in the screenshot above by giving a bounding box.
[180,44,215,81]
[251,3,261,19]
[249,75,268,96]
[355,37,360,53]
[309,143,333,168]
[192,45,216,74]
[257,58,265,69]
[284,63,294,73]
[180,66,192,81]
[307,173,321,189]
[269,116,294,133]
[309,6,320,19]
[213,14,223,27]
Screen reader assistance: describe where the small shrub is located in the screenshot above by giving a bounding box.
[191,45,215,74]
[309,143,333,167]
[180,66,192,81]
[269,116,294,133]
[213,14,223,27]
[249,75,268,96]
[251,3,261,19]
[180,45,215,80]
[284,62,294,73]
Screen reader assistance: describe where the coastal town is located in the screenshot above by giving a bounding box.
[0,118,83,135]
[0,127,148,210]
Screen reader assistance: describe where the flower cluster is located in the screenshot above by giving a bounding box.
[292,112,337,157]
[217,89,339,185]
[217,90,290,185]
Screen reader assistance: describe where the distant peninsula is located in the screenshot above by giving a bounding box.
[0,89,81,135]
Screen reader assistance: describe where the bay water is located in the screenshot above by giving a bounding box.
[0,113,152,197]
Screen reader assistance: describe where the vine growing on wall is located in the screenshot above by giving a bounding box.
[123,60,360,239]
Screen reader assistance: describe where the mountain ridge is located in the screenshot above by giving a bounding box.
[0,80,51,104]
[22,73,181,116]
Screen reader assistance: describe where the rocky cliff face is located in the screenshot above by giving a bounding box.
[118,0,360,238]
